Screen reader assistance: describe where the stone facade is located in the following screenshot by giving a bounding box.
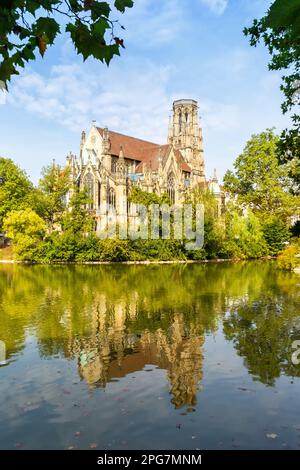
[66,99,223,229]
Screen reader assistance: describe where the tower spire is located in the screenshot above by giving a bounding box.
[170,99,205,184]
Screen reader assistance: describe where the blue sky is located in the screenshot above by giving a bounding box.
[0,0,291,183]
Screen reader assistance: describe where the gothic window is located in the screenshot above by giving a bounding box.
[167,172,175,204]
[185,111,188,123]
[84,173,94,209]
[125,159,131,174]
[111,156,117,173]
[107,187,116,210]
[178,111,182,133]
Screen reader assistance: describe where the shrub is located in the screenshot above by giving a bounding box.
[277,240,300,270]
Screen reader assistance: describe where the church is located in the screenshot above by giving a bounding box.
[66,99,223,230]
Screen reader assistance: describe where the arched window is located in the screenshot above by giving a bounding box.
[167,173,175,204]
[185,111,188,123]
[111,156,117,173]
[178,111,182,133]
[84,173,94,209]
[107,187,116,210]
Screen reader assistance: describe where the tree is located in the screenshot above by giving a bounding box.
[0,0,134,89]
[223,207,269,259]
[223,129,298,220]
[62,186,94,234]
[0,157,33,229]
[262,215,290,255]
[244,1,300,177]
[38,162,70,231]
[3,207,46,260]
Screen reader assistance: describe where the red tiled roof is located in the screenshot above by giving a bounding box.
[97,127,159,161]
[97,127,191,173]
[135,144,170,172]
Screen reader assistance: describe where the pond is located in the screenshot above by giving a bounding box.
[0,261,300,450]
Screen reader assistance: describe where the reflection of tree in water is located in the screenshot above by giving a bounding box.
[1,261,300,401]
[223,277,300,386]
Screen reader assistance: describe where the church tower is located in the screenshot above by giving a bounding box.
[168,99,205,183]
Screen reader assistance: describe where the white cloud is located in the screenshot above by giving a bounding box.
[200,0,228,15]
[7,57,243,145]
[7,60,174,143]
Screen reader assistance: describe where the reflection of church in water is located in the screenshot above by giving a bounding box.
[66,99,224,229]
[70,293,204,409]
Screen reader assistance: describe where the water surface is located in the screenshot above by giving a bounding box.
[1,261,300,449]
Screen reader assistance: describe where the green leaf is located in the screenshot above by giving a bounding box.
[26,0,41,16]
[103,43,120,65]
[68,0,83,13]
[0,58,19,84]
[90,2,111,20]
[92,17,109,37]
[22,44,36,61]
[66,23,93,61]
[34,17,60,44]
[266,0,300,33]
[114,0,134,13]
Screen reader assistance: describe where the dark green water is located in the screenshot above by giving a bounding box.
[1,261,300,450]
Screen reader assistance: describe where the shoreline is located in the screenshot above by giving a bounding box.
[0,257,274,266]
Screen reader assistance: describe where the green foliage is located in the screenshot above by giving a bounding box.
[62,187,94,234]
[277,239,300,270]
[130,239,186,261]
[244,0,300,172]
[0,0,134,89]
[38,163,70,231]
[97,238,132,261]
[128,186,171,207]
[0,157,33,229]
[0,157,293,263]
[262,216,290,255]
[3,208,47,260]
[223,129,299,220]
[224,209,269,259]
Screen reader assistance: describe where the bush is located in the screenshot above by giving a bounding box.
[131,239,186,261]
[98,239,132,262]
[277,240,300,270]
